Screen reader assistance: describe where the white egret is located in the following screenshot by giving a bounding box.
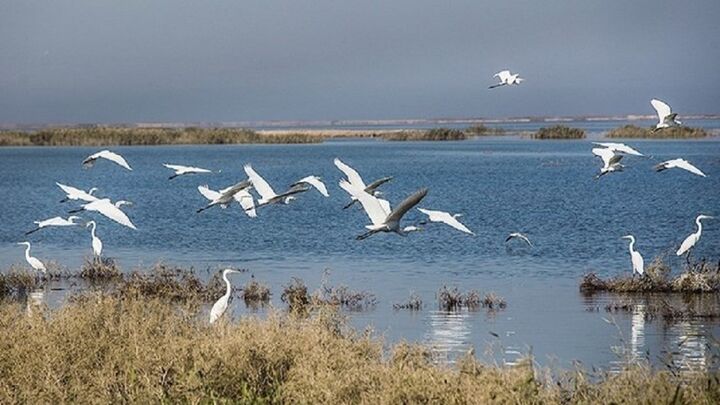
[17,242,46,274]
[25,215,82,235]
[291,176,329,197]
[163,163,213,180]
[334,158,393,209]
[654,159,706,177]
[69,198,137,230]
[243,164,310,208]
[505,232,533,247]
[621,235,644,276]
[592,147,624,179]
[196,180,253,213]
[339,180,427,240]
[86,221,103,257]
[210,269,243,324]
[56,182,98,203]
[198,184,256,217]
[82,150,132,171]
[677,215,714,262]
[489,70,524,89]
[417,208,474,235]
[591,142,644,157]
[651,99,681,131]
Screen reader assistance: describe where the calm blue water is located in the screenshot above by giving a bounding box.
[1,133,719,371]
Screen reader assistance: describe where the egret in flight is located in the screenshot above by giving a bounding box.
[69,198,137,230]
[654,159,706,177]
[677,215,714,263]
[340,180,427,240]
[505,232,533,247]
[651,99,681,131]
[334,158,393,209]
[86,221,103,257]
[592,147,624,179]
[417,208,474,235]
[244,164,310,208]
[25,215,82,235]
[210,269,243,324]
[591,142,644,157]
[198,183,256,217]
[196,180,253,213]
[291,176,329,197]
[621,235,644,276]
[82,150,132,171]
[56,182,98,203]
[489,70,524,89]
[17,241,46,274]
[163,163,213,180]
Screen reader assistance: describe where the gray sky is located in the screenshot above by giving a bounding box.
[1,0,719,123]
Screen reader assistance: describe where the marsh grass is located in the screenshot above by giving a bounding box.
[79,257,122,281]
[465,124,506,136]
[607,124,708,139]
[437,286,506,312]
[313,270,377,311]
[242,277,271,307]
[382,128,467,141]
[532,125,586,139]
[281,277,311,314]
[393,292,423,310]
[117,264,226,302]
[0,266,41,297]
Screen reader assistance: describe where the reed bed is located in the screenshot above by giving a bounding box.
[465,124,507,136]
[607,124,708,138]
[382,128,467,141]
[393,292,423,310]
[437,286,506,311]
[532,125,586,139]
[242,277,271,307]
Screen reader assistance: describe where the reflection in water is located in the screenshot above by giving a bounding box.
[425,310,472,362]
[669,321,708,372]
[630,304,646,362]
[25,288,45,315]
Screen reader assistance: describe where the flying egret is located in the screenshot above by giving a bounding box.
[17,242,46,274]
[69,198,137,230]
[621,235,644,276]
[505,232,533,247]
[291,176,329,197]
[591,142,644,157]
[25,215,82,235]
[334,158,393,209]
[163,163,213,180]
[56,182,98,203]
[210,269,243,324]
[654,159,706,177]
[489,70,524,89]
[417,208,474,235]
[86,221,103,257]
[651,99,681,131]
[339,180,427,240]
[677,215,714,263]
[196,180,253,213]
[244,164,310,208]
[592,147,624,179]
[82,150,132,171]
[198,184,256,217]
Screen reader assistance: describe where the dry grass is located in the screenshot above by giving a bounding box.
[0,295,718,403]
[79,257,122,281]
[465,124,506,136]
[117,264,226,302]
[437,286,506,312]
[382,128,467,141]
[607,124,708,138]
[242,277,271,307]
[0,266,42,297]
[281,277,311,315]
[532,125,586,139]
[393,292,423,311]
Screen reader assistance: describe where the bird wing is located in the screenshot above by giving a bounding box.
[165,163,211,174]
[89,200,137,230]
[244,164,276,200]
[608,154,624,166]
[651,99,672,122]
[418,208,473,234]
[334,158,366,189]
[339,180,388,225]
[494,70,511,82]
[593,142,643,156]
[377,198,392,216]
[56,182,97,201]
[163,163,186,172]
[365,176,393,192]
[234,189,256,217]
[677,234,696,256]
[294,176,329,197]
[592,147,615,168]
[386,188,429,224]
[87,150,132,170]
[669,159,706,177]
[198,185,221,201]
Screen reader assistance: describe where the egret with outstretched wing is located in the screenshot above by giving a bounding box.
[417,208,474,235]
[163,163,213,180]
[82,150,132,171]
[654,159,706,177]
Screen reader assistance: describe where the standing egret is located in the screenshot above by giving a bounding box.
[69,198,137,230]
[196,180,253,213]
[82,150,132,171]
[86,221,103,257]
[591,142,644,157]
[339,180,427,240]
[489,70,524,89]
[198,184,256,217]
[505,232,533,247]
[291,176,329,197]
[244,164,309,208]
[210,269,243,324]
[163,163,213,180]
[651,99,681,131]
[654,159,706,177]
[25,216,82,235]
[56,182,98,203]
[334,158,393,209]
[677,215,714,263]
[592,147,624,179]
[17,242,46,274]
[621,235,644,276]
[417,208,474,235]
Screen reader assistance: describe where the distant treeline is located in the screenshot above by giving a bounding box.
[607,125,708,138]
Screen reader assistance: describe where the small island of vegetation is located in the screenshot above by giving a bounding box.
[532,125,586,139]
[607,125,708,139]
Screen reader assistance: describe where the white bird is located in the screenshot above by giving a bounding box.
[339,180,427,240]
[417,208,474,235]
[592,147,624,179]
[489,70,524,89]
[69,198,137,230]
[505,232,533,247]
[677,215,714,260]
[86,221,103,257]
[17,241,46,274]
[334,158,393,209]
[291,176,329,197]
[591,142,644,157]
[654,158,706,177]
[243,164,309,208]
[82,150,132,171]
[198,183,256,217]
[163,163,213,180]
[25,215,82,235]
[210,269,243,324]
[651,99,681,131]
[621,235,645,276]
[56,182,98,203]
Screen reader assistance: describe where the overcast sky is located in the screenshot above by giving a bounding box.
[1,1,719,123]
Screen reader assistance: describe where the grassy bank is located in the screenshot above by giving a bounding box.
[607,125,709,138]
[532,125,586,139]
[381,128,467,141]
[1,295,719,403]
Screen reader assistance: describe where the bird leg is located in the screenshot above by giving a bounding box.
[67,208,83,214]
[25,228,40,235]
[342,200,357,210]
[356,230,378,240]
[168,174,179,180]
[59,198,68,203]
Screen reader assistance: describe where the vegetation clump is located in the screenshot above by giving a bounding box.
[393,292,423,310]
[79,257,122,281]
[437,286,506,312]
[281,277,311,314]
[532,125,586,139]
[607,124,708,138]
[117,264,226,302]
[242,277,271,307]
[0,267,42,297]
[382,128,467,141]
[465,124,506,136]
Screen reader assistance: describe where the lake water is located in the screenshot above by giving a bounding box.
[1,126,719,371]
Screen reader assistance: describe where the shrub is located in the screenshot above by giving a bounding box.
[532,125,585,139]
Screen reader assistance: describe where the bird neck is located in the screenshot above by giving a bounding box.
[223,272,232,297]
[24,244,31,260]
[695,217,704,236]
[627,238,635,252]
